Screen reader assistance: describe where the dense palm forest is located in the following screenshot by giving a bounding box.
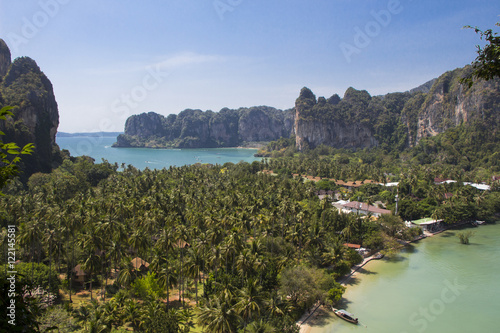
[0,155,381,332]
[1,142,499,332]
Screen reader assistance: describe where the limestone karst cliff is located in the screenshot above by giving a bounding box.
[294,87,379,151]
[0,39,61,178]
[295,67,500,151]
[116,65,500,152]
[114,107,295,148]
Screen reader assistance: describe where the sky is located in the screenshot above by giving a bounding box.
[0,0,499,133]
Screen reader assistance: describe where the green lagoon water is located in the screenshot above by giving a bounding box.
[56,136,261,170]
[312,223,500,333]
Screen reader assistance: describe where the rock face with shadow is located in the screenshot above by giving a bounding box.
[0,39,62,179]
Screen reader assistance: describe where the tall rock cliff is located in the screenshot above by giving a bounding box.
[0,39,61,178]
[295,87,379,151]
[295,67,500,151]
[114,106,295,148]
[0,39,11,77]
[413,67,500,143]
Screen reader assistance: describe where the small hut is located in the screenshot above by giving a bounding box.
[73,264,87,284]
[131,257,150,272]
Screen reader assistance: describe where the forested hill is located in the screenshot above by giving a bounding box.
[117,65,500,151]
[0,39,62,179]
[113,107,295,148]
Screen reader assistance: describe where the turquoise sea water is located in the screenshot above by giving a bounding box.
[311,223,500,333]
[56,136,261,170]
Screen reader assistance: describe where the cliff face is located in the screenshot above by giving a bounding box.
[116,65,500,151]
[295,87,378,150]
[239,107,289,142]
[414,67,500,143]
[295,67,500,151]
[0,39,61,177]
[0,39,10,77]
[114,106,294,148]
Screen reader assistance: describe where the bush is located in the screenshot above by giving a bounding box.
[131,272,164,300]
[0,262,60,295]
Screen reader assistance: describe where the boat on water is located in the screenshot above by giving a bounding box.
[332,308,358,324]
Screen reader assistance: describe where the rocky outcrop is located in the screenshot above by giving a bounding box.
[0,39,10,77]
[414,67,500,143]
[295,67,500,151]
[0,39,61,177]
[114,106,295,148]
[239,107,289,142]
[295,87,378,150]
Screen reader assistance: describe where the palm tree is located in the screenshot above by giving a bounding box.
[117,257,136,288]
[198,296,241,333]
[235,278,263,327]
[186,246,204,305]
[246,320,277,333]
[129,228,150,258]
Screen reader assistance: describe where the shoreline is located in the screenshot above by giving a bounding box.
[297,221,488,332]
[298,253,382,332]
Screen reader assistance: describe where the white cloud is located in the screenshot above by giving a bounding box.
[153,52,227,70]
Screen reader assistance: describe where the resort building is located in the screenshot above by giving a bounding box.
[343,243,371,257]
[411,218,443,233]
[341,201,391,217]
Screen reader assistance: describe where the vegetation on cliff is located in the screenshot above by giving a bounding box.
[294,66,500,152]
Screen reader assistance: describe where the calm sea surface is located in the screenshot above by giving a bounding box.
[56,136,261,170]
[311,223,499,333]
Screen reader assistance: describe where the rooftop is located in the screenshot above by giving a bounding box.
[343,201,391,215]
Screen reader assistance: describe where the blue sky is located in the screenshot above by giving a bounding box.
[0,0,499,132]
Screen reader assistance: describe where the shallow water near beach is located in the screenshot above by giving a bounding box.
[57,136,261,170]
[311,223,500,333]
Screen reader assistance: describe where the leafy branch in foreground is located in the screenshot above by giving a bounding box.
[462,20,500,87]
[0,106,34,193]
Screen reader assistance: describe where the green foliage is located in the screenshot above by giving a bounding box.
[279,266,337,310]
[457,230,475,244]
[0,106,34,193]
[0,262,60,295]
[0,277,41,332]
[462,20,500,87]
[143,304,191,333]
[327,281,346,305]
[37,305,77,333]
[131,272,164,300]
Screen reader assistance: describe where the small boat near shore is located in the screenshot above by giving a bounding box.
[332,307,358,324]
